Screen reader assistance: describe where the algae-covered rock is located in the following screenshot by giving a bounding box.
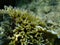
[0,6,58,45]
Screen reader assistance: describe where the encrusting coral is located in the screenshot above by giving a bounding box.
[0,6,58,45]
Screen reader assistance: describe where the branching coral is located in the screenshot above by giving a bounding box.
[0,6,58,45]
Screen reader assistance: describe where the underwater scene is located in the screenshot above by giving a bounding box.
[0,0,60,45]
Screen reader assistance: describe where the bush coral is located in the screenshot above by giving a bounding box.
[0,6,58,45]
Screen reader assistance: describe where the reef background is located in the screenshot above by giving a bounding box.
[0,0,60,45]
